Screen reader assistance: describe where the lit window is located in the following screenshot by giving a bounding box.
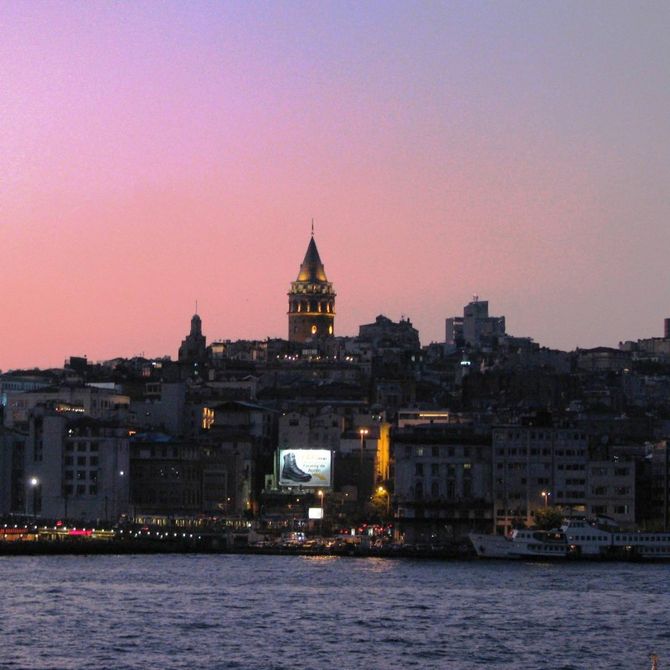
[311,325,317,334]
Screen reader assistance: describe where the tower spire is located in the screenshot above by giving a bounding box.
[311,218,314,237]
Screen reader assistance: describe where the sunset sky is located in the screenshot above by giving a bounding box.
[2,1,669,370]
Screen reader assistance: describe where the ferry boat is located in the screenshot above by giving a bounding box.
[469,518,670,560]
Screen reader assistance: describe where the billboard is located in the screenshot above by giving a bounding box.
[279,449,332,488]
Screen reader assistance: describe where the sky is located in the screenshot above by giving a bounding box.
[2,1,669,370]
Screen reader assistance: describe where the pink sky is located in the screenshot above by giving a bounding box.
[2,2,669,370]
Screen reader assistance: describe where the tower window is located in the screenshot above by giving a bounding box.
[328,325,333,335]
[311,325,317,335]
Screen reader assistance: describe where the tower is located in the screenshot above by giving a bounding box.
[178,312,207,365]
[288,231,336,343]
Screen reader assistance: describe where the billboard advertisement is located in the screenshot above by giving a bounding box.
[279,449,332,488]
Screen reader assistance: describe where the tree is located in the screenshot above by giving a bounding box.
[533,507,563,530]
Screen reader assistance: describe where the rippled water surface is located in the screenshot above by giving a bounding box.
[1,554,668,669]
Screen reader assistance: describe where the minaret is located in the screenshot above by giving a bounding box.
[288,229,336,342]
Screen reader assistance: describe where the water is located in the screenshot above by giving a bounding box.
[1,555,668,669]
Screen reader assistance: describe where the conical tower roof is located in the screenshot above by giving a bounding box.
[296,236,327,282]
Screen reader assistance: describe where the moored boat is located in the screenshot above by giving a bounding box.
[470,518,670,560]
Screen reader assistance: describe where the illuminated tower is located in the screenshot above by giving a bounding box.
[288,231,336,343]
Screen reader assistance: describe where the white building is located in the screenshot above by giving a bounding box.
[24,411,130,523]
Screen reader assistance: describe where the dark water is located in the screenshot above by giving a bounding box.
[1,555,668,670]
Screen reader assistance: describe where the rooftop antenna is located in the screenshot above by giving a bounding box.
[195,299,198,315]
[311,218,314,237]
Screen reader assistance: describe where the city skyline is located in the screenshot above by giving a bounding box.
[3,2,669,370]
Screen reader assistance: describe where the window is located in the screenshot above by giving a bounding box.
[431,463,439,476]
[77,457,86,466]
[415,464,424,476]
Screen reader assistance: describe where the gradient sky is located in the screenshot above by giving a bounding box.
[2,1,669,370]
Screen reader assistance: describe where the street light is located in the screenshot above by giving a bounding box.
[29,477,39,521]
[541,490,551,508]
[358,428,369,500]
[377,486,390,517]
[318,489,324,536]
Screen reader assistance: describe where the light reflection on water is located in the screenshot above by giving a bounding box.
[1,555,668,670]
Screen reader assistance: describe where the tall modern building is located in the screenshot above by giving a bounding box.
[445,297,506,349]
[288,232,336,343]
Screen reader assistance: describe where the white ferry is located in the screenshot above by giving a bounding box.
[470,519,670,560]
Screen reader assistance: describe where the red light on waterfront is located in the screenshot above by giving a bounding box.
[68,529,92,536]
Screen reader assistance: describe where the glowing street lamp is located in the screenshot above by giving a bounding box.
[29,477,39,521]
[318,489,324,535]
[377,486,390,517]
[358,428,369,499]
[541,490,551,508]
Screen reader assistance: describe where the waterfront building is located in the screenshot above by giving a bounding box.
[22,411,130,522]
[492,423,588,533]
[129,433,202,516]
[0,426,26,515]
[393,424,493,542]
[586,459,636,523]
[287,232,336,343]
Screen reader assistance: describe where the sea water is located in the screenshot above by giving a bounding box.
[1,555,668,669]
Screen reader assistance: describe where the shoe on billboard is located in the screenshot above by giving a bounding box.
[282,453,311,482]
